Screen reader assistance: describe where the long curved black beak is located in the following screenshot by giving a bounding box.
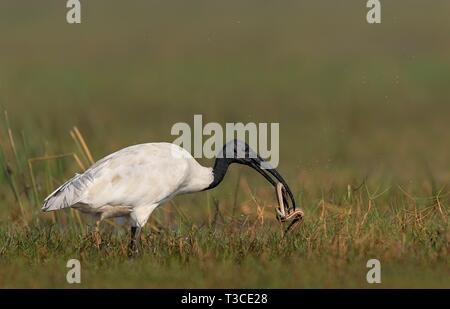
[246,156,297,212]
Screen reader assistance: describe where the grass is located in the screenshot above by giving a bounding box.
[0,0,450,288]
[0,118,449,288]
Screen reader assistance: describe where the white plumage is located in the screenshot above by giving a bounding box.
[42,143,213,228]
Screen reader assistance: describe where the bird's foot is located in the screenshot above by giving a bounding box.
[127,242,140,259]
[127,226,141,259]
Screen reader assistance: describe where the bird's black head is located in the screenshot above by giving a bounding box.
[206,139,297,212]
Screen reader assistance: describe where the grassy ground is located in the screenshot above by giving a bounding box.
[0,1,450,288]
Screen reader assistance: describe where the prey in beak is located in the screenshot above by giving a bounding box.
[275,183,304,235]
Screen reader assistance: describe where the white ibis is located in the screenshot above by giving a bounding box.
[42,139,296,255]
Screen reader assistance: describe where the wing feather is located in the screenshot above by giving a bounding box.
[41,172,94,211]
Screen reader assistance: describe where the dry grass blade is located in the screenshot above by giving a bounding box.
[2,111,26,224]
[72,126,95,165]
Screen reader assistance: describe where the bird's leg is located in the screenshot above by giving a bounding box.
[128,226,141,258]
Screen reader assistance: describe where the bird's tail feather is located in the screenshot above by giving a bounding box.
[41,173,90,212]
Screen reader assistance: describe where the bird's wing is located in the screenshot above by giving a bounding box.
[41,155,112,212]
[80,144,192,208]
[42,143,196,212]
[42,172,94,211]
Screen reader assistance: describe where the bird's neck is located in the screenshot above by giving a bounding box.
[203,157,232,191]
